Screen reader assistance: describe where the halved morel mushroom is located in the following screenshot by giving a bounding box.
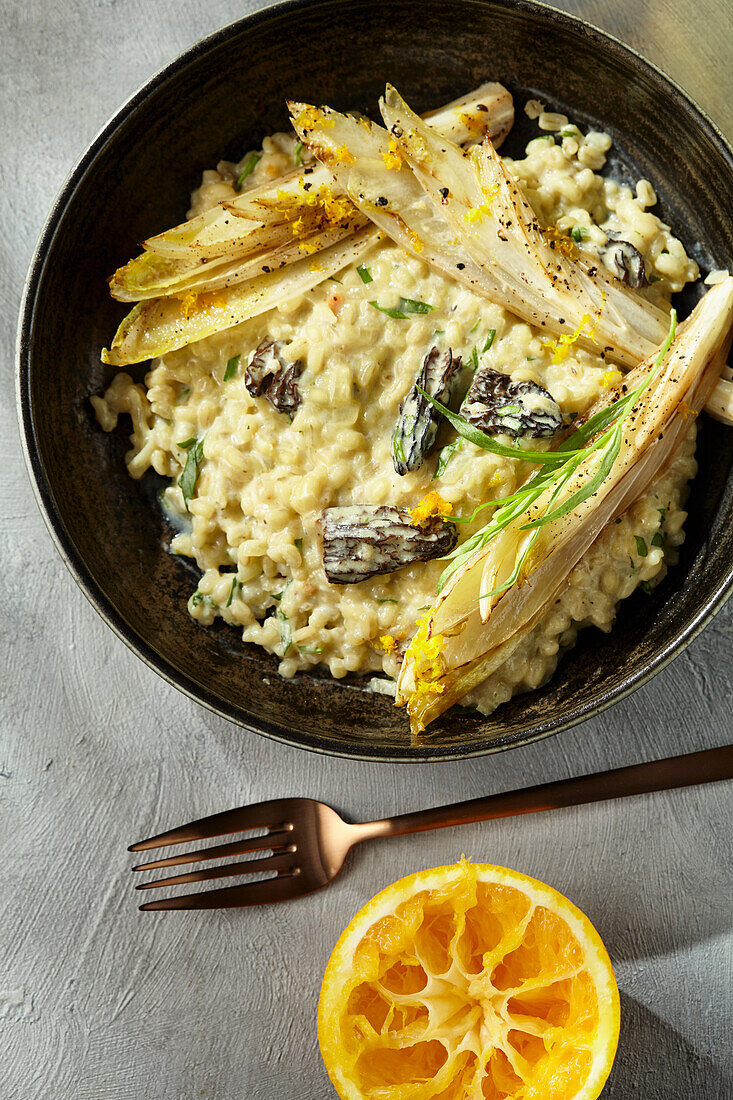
[319,505,457,584]
[462,367,563,438]
[246,338,304,416]
[392,347,462,474]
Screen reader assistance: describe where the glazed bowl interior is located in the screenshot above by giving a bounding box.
[18,0,733,760]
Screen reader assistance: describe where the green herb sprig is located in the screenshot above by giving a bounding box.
[235,152,262,191]
[482,329,497,354]
[426,312,677,596]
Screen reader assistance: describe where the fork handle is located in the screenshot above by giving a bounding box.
[362,745,733,839]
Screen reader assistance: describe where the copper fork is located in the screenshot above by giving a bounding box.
[130,744,732,910]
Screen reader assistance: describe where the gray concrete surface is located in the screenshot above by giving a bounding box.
[2,2,731,1097]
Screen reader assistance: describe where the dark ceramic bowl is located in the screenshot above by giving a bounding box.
[17,0,733,760]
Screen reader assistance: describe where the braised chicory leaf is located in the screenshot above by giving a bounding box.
[396,278,733,733]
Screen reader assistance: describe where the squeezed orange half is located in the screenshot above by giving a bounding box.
[318,861,620,1099]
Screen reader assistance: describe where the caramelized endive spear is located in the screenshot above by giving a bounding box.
[395,277,733,734]
[102,83,513,365]
[293,85,733,424]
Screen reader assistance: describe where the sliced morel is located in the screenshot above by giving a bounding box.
[245,339,304,416]
[319,505,457,584]
[392,347,462,475]
[462,367,563,438]
[600,232,647,289]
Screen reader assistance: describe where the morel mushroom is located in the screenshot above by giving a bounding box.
[245,339,304,416]
[319,505,457,584]
[600,232,647,289]
[392,347,462,475]
[462,367,563,438]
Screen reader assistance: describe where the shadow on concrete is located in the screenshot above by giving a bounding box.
[604,993,732,1097]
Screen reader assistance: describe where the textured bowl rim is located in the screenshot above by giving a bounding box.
[16,0,733,762]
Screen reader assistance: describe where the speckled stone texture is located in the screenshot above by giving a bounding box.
[2,2,732,1097]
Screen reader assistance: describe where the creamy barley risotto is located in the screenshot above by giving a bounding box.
[93,82,733,736]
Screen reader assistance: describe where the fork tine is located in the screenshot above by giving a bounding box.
[139,870,312,911]
[136,850,296,891]
[131,830,292,872]
[128,798,293,852]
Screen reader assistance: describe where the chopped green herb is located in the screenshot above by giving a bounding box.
[658,507,666,524]
[526,356,536,361]
[294,141,303,166]
[375,598,399,604]
[191,590,216,610]
[482,329,497,353]
[651,532,665,548]
[469,319,480,333]
[648,275,663,283]
[433,438,463,479]
[272,580,292,603]
[225,577,240,607]
[417,605,432,611]
[298,644,323,655]
[295,537,303,550]
[629,557,638,574]
[277,608,292,656]
[177,436,197,450]
[176,387,191,404]
[560,127,579,138]
[392,432,406,465]
[235,152,262,190]
[571,226,589,243]
[356,264,373,284]
[469,346,479,371]
[327,275,342,284]
[179,436,205,511]
[369,296,434,319]
[433,329,445,336]
[634,536,648,557]
[496,405,523,417]
[223,354,240,381]
[536,134,554,141]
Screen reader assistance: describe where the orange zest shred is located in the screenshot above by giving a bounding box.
[458,109,483,132]
[382,138,403,171]
[334,144,355,164]
[408,491,452,526]
[463,202,493,224]
[295,106,334,131]
[404,612,445,701]
[378,635,398,653]
[679,400,698,420]
[407,228,424,253]
[179,291,198,319]
[543,294,606,364]
[600,368,624,388]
